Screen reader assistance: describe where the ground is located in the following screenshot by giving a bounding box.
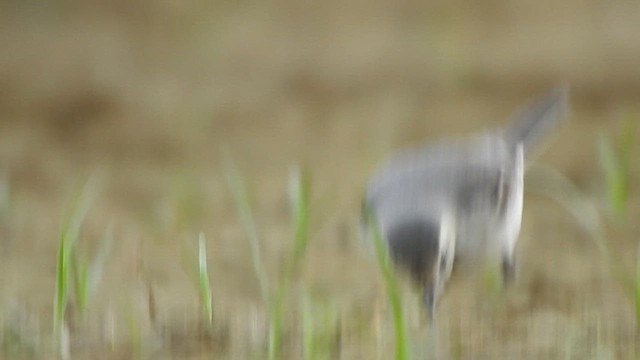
[0,0,639,358]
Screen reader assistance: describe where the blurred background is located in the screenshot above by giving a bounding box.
[0,0,639,358]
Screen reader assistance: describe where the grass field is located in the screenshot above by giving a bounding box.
[1,1,639,358]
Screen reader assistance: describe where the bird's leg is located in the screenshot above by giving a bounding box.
[422,265,441,322]
[501,251,516,287]
[423,285,437,322]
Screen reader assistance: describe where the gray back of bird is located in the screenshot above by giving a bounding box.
[364,85,568,266]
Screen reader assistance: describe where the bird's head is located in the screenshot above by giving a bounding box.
[386,211,456,320]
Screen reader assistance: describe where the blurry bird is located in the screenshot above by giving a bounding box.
[362,85,569,319]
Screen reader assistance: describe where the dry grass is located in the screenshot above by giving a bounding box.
[1,0,639,358]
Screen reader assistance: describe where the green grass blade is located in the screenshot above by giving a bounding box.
[269,166,312,360]
[526,165,637,299]
[482,263,504,299]
[618,112,637,179]
[635,240,640,331]
[198,232,213,325]
[302,293,339,360]
[85,225,113,307]
[53,174,100,337]
[222,155,270,305]
[526,164,605,251]
[126,307,142,360]
[223,158,313,359]
[54,237,69,337]
[180,239,199,286]
[597,135,627,216]
[0,171,10,217]
[365,209,409,360]
[267,299,284,360]
[597,116,637,219]
[286,166,311,283]
[302,294,315,360]
[71,253,89,315]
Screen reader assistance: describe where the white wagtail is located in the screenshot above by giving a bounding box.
[362,85,569,319]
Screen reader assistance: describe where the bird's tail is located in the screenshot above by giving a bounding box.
[502,84,569,156]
